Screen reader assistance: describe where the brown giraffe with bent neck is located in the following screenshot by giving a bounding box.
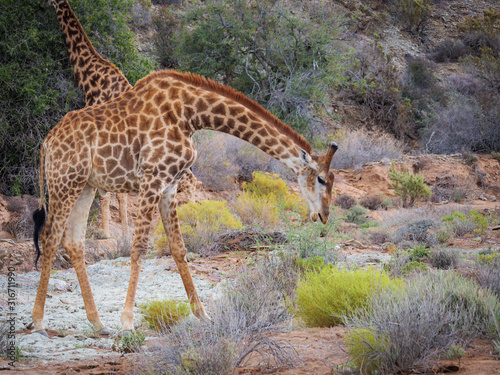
[41,0,198,240]
[32,69,338,335]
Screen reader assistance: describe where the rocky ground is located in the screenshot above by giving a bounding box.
[0,153,499,373]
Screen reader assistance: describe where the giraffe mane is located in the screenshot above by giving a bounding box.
[137,70,312,154]
[58,0,130,85]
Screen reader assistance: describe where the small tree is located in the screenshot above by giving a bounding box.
[389,163,431,207]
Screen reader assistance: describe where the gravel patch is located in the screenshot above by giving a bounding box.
[0,256,220,362]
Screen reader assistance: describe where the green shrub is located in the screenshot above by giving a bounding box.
[138,299,191,331]
[282,210,340,264]
[442,210,488,236]
[389,163,431,207]
[401,261,428,275]
[409,244,430,261]
[345,205,369,225]
[458,7,500,56]
[114,329,146,353]
[394,0,430,36]
[0,0,155,195]
[293,267,399,327]
[345,328,388,375]
[153,200,243,253]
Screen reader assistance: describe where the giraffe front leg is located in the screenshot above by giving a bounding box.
[159,189,209,321]
[120,189,161,332]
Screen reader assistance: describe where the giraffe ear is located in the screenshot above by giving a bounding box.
[299,149,312,165]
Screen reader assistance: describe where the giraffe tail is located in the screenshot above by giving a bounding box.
[33,144,47,271]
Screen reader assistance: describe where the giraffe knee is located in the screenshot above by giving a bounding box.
[171,246,187,262]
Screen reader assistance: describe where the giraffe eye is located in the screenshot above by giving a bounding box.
[317,176,326,185]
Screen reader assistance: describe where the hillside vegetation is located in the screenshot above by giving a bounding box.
[0,0,499,195]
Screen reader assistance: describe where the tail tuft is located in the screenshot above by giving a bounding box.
[33,207,46,271]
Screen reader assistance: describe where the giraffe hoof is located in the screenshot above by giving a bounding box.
[97,326,112,336]
[32,329,49,338]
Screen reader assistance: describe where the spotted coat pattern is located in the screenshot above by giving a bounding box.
[32,69,337,334]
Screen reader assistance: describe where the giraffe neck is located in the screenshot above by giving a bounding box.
[138,71,312,172]
[52,0,131,105]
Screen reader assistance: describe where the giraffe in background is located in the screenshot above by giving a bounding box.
[41,0,197,240]
[31,69,337,335]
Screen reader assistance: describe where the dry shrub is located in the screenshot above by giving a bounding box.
[192,131,294,191]
[359,195,388,211]
[2,195,38,240]
[334,194,357,210]
[233,191,280,229]
[153,200,243,254]
[346,270,500,374]
[135,253,301,374]
[472,252,500,298]
[430,39,468,63]
[340,39,414,141]
[430,248,460,270]
[331,129,403,170]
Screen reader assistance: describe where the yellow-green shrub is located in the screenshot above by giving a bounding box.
[233,172,308,227]
[138,299,191,331]
[345,328,389,375]
[292,267,400,327]
[154,200,243,253]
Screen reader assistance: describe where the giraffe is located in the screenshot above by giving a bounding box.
[32,70,338,336]
[41,0,198,240]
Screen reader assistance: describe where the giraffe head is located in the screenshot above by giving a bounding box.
[296,142,338,224]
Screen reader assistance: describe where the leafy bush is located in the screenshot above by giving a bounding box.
[401,260,428,275]
[345,328,388,375]
[408,244,429,261]
[138,299,191,331]
[392,0,430,36]
[114,329,146,353]
[442,210,488,237]
[293,267,399,327]
[233,171,307,228]
[345,205,369,225]
[170,0,348,135]
[389,163,431,207]
[151,6,180,68]
[153,200,243,253]
[0,0,155,195]
[331,129,404,170]
[458,7,500,57]
[282,212,340,265]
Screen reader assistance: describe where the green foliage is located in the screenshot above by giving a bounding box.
[458,7,500,56]
[409,244,429,261]
[282,209,340,264]
[139,299,191,331]
[477,250,499,264]
[155,200,243,253]
[114,329,146,353]
[345,205,369,225]
[445,343,466,360]
[170,0,348,134]
[394,0,431,35]
[401,261,428,275]
[492,152,500,161]
[234,171,308,228]
[345,328,389,375]
[293,267,399,327]
[0,0,155,195]
[389,163,431,207]
[442,210,488,236]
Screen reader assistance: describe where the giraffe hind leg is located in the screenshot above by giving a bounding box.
[61,184,110,334]
[31,183,87,335]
